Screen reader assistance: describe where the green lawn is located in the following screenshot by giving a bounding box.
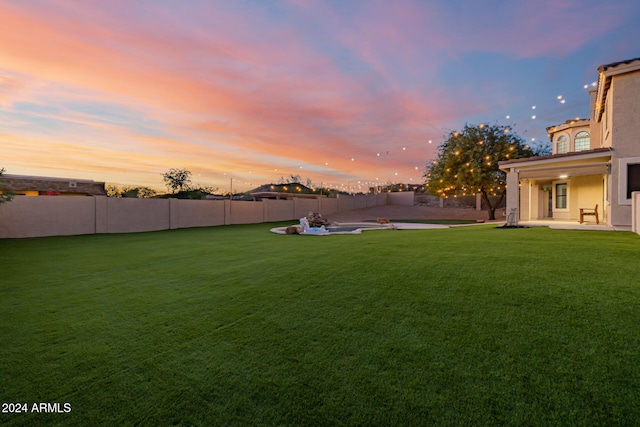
[1,224,640,426]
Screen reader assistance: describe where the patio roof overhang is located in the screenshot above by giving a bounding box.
[517,163,609,179]
[499,148,612,180]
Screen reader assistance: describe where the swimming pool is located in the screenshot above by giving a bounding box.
[270,222,448,235]
[270,222,392,235]
[325,224,389,233]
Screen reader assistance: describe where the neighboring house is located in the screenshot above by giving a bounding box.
[249,183,325,200]
[1,174,106,196]
[499,57,640,228]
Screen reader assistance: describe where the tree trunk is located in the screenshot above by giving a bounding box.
[480,189,506,221]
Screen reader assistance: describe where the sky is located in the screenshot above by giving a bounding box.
[1,0,639,193]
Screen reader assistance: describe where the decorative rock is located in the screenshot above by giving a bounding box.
[285,226,300,234]
[306,211,330,228]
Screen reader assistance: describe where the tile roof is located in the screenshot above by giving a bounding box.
[599,57,640,72]
[499,147,612,166]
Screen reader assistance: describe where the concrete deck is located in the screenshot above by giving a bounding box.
[517,220,631,231]
[323,205,631,232]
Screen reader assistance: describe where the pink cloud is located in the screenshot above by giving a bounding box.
[2,0,629,191]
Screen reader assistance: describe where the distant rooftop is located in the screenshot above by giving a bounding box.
[2,174,102,183]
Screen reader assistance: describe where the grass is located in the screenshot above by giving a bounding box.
[1,224,640,426]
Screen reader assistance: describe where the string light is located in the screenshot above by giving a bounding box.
[217,78,591,194]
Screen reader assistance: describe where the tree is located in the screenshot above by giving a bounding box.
[106,185,157,198]
[162,168,192,193]
[531,141,552,157]
[424,123,534,220]
[277,174,302,185]
[0,168,15,204]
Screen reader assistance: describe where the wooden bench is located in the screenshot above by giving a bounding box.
[579,204,599,224]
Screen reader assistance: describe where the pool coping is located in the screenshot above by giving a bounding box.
[270,222,449,235]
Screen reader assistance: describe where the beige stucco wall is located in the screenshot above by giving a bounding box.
[569,175,604,221]
[550,122,590,154]
[106,198,170,233]
[319,197,339,215]
[174,199,226,229]
[263,199,294,222]
[293,198,322,219]
[0,196,97,238]
[228,201,264,225]
[0,192,406,238]
[589,88,602,149]
[520,180,531,220]
[387,191,413,206]
[609,72,640,227]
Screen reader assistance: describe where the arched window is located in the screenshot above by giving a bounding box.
[574,131,590,151]
[557,135,568,154]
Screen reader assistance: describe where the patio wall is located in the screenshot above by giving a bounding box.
[0,192,399,238]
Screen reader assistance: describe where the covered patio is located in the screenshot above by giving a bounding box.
[500,148,612,225]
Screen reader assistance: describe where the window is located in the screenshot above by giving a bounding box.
[574,132,590,151]
[556,183,567,209]
[557,135,568,154]
[628,164,640,199]
[619,157,640,205]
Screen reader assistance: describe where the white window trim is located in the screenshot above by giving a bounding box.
[556,134,569,154]
[552,180,569,212]
[574,132,590,152]
[619,157,640,205]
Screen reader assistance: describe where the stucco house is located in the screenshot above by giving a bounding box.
[499,57,640,229]
[1,174,106,196]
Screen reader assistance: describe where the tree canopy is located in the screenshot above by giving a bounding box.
[162,168,192,193]
[424,123,534,219]
[0,168,15,204]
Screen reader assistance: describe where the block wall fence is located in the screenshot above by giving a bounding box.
[0,191,414,239]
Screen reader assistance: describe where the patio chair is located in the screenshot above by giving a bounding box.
[579,204,599,224]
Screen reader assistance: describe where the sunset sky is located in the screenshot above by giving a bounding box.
[1,0,639,193]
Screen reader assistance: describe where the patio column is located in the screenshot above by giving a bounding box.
[505,168,520,219]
